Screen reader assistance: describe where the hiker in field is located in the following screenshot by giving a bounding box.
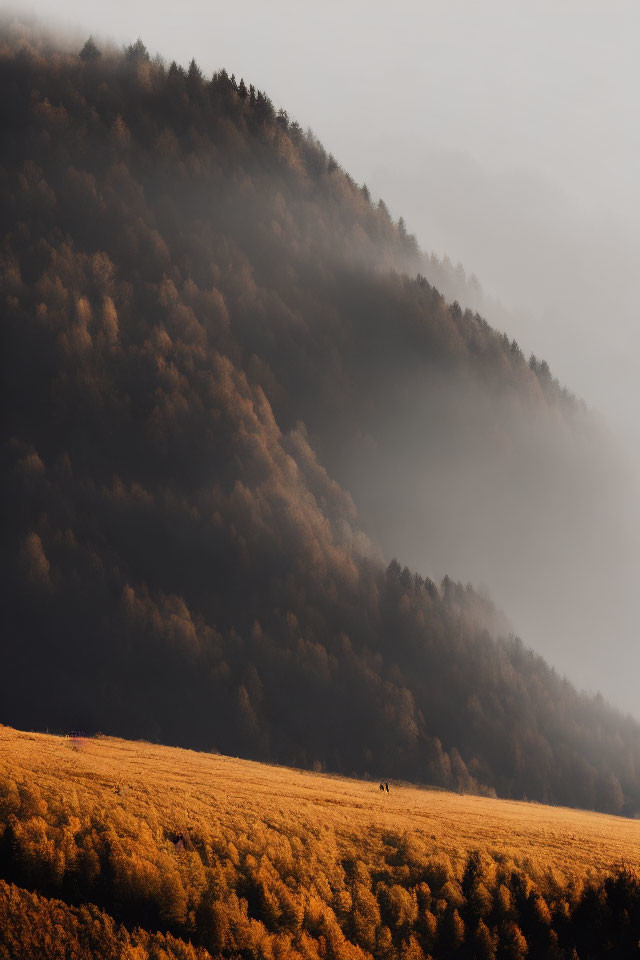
[379,782,384,792]
[385,782,389,793]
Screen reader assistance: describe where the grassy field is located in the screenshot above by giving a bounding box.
[2,725,637,881]
[1,724,639,959]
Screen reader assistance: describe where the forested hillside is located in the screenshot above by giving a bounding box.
[1,27,639,815]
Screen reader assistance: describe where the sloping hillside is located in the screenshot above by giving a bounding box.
[1,30,639,814]
[1,726,639,959]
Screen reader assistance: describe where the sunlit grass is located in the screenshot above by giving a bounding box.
[2,724,639,959]
[2,725,637,883]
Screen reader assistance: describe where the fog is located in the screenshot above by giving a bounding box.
[6,0,640,715]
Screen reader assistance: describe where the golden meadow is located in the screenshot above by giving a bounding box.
[1,725,639,959]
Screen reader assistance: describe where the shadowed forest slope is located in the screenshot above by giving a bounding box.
[1,727,639,960]
[1,28,640,815]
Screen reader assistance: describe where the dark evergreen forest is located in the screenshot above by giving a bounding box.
[1,30,639,816]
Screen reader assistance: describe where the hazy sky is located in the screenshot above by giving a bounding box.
[8,0,640,711]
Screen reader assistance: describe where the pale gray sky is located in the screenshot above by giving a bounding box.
[7,0,640,712]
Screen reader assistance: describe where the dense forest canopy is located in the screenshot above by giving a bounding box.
[1,26,639,817]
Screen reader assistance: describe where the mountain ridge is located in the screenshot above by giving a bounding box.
[1,28,639,816]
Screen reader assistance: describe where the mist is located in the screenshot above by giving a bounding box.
[327,364,640,718]
[366,145,640,715]
[3,1,640,719]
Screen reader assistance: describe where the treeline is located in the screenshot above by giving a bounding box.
[0,775,639,960]
[3,867,639,960]
[1,28,639,815]
[3,863,640,960]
